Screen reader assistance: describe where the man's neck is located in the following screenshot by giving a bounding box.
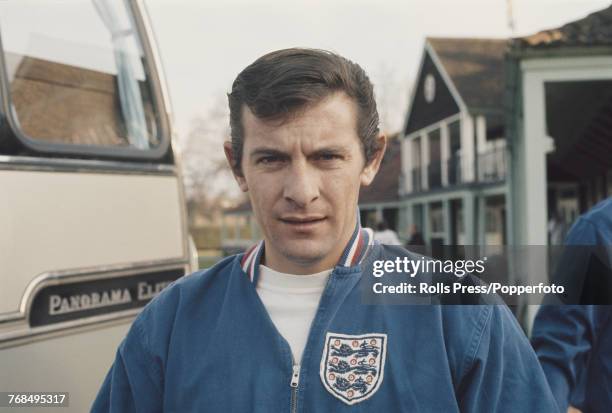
[262,248,340,275]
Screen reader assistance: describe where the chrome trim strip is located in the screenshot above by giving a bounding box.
[170,140,191,266]
[0,311,21,324]
[136,0,193,271]
[0,309,139,350]
[0,155,175,175]
[0,258,188,325]
[136,0,176,128]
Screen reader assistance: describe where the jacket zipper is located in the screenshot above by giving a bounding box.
[290,364,300,413]
[287,270,340,412]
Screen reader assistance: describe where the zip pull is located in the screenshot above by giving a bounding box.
[290,365,300,388]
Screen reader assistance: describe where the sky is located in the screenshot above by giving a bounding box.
[145,0,611,138]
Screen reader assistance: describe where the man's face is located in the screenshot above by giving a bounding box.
[225,92,385,274]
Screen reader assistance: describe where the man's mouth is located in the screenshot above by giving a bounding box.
[279,215,327,228]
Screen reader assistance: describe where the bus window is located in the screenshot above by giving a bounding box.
[0,0,165,155]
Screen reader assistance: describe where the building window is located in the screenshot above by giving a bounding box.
[447,120,462,184]
[411,137,422,192]
[428,129,442,188]
[429,202,444,234]
[424,74,436,103]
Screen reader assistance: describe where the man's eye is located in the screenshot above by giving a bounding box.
[315,153,342,161]
[257,156,283,165]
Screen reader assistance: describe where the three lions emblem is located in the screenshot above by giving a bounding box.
[320,332,387,405]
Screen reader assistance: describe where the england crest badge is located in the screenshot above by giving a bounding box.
[319,332,387,405]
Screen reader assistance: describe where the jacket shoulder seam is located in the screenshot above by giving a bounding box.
[132,316,164,394]
[461,306,493,377]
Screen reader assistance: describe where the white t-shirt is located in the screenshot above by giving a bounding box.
[256,265,331,363]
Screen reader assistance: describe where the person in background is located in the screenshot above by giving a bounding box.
[548,209,567,246]
[373,220,401,245]
[406,223,425,247]
[532,197,612,413]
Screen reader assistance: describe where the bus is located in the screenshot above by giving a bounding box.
[0,0,196,410]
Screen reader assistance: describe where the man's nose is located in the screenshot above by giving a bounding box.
[283,160,320,207]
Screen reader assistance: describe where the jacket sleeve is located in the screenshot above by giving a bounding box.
[457,305,559,413]
[531,214,612,410]
[531,305,601,411]
[91,316,163,413]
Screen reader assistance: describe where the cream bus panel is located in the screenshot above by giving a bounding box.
[0,321,129,412]
[0,170,185,315]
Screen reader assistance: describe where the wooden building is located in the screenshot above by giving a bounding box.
[506,4,612,247]
[399,37,508,249]
[358,134,401,231]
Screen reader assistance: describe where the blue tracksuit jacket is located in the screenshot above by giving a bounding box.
[92,226,558,412]
[532,197,612,413]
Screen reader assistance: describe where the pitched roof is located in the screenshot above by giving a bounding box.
[514,4,612,49]
[427,37,507,112]
[358,134,401,205]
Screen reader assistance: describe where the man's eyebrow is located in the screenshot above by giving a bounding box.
[249,148,289,159]
[310,145,350,155]
[248,145,349,159]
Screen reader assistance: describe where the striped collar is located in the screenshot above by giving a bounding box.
[240,222,374,285]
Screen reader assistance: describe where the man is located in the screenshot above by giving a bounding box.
[92,48,557,412]
[532,197,612,413]
[406,223,425,246]
[374,220,401,245]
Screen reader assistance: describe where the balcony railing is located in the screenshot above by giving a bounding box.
[407,147,507,194]
[477,147,506,183]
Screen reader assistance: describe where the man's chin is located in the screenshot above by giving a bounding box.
[276,239,330,265]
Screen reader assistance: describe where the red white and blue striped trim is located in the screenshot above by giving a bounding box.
[240,222,374,283]
[338,224,374,267]
[240,239,265,283]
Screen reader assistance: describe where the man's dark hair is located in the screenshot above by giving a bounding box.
[228,48,381,172]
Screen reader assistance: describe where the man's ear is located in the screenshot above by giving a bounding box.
[360,134,387,186]
[223,141,248,192]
